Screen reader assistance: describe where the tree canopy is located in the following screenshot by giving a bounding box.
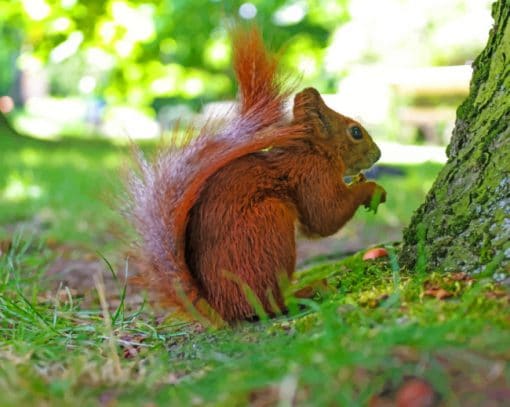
[0,0,349,107]
[0,0,492,111]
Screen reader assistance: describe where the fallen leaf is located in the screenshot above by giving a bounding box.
[293,279,328,298]
[396,378,437,407]
[363,248,389,261]
[424,288,453,300]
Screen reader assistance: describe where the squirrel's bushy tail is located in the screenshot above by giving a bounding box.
[126,26,305,318]
[232,26,289,124]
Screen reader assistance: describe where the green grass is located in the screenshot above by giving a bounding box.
[1,131,509,406]
[1,239,509,406]
[0,133,129,249]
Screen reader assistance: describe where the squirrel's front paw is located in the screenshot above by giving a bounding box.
[373,183,386,203]
[364,183,386,212]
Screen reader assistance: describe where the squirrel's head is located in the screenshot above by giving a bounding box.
[293,87,381,176]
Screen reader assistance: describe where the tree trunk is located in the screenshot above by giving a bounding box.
[400,0,510,275]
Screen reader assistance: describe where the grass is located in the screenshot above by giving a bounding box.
[1,130,509,406]
[0,133,131,249]
[1,239,509,406]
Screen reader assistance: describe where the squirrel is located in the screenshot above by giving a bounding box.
[126,26,386,323]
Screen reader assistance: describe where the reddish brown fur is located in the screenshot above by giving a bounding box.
[127,26,385,323]
[232,26,280,115]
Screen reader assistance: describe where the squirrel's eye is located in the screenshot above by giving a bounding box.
[350,126,363,140]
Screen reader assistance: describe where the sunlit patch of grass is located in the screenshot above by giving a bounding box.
[0,133,132,248]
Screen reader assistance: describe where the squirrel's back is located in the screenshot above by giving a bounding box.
[185,152,298,321]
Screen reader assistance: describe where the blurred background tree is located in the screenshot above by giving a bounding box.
[0,1,492,116]
[0,0,344,108]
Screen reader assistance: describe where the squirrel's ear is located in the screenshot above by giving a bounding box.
[293,87,322,121]
[293,87,332,138]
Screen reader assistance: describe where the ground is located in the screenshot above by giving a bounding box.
[0,130,509,406]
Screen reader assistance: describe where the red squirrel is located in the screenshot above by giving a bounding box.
[126,26,386,323]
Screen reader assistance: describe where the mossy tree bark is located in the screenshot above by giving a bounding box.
[400,0,510,275]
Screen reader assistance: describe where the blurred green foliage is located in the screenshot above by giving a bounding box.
[0,0,349,108]
[0,0,493,116]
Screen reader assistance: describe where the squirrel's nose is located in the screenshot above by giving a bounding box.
[373,146,381,162]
